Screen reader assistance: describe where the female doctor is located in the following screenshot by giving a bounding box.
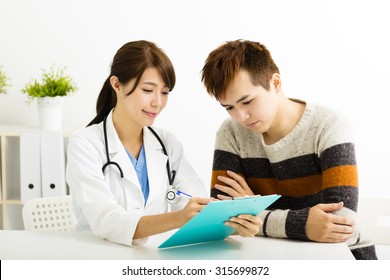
[66,40,263,246]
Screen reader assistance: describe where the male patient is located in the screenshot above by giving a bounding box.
[201,39,377,260]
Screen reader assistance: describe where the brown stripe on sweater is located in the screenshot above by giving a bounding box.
[211,165,357,197]
[322,165,358,188]
[211,170,323,197]
[214,146,357,181]
[246,176,323,197]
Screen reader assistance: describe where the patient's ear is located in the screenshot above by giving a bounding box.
[270,73,281,92]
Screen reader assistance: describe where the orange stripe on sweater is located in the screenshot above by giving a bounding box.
[211,165,358,197]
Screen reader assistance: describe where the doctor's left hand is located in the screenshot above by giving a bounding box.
[225,214,262,238]
[215,170,254,200]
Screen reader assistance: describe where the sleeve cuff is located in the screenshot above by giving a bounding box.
[285,208,310,240]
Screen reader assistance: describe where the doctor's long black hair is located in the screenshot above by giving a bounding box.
[88,40,176,126]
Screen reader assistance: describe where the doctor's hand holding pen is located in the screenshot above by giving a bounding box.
[176,197,212,226]
[133,197,211,240]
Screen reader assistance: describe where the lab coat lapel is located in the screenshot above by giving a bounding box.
[105,111,140,190]
[143,127,168,206]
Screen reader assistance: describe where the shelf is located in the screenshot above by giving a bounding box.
[0,200,21,205]
[0,125,39,136]
[0,127,69,229]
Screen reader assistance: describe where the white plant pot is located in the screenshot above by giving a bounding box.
[37,96,64,131]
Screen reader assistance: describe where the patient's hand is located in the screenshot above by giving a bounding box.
[224,214,262,237]
[214,170,254,200]
[306,202,355,243]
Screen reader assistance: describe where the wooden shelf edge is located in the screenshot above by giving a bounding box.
[0,200,22,205]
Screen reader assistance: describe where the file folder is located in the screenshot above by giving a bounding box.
[159,194,281,249]
[20,132,42,203]
[40,131,66,197]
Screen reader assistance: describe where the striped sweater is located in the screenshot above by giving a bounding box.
[211,102,377,260]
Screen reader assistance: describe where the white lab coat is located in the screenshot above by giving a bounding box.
[66,110,207,246]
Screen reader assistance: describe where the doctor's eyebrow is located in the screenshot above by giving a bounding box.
[141,81,168,88]
[220,94,251,108]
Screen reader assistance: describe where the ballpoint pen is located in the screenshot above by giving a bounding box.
[176,190,192,199]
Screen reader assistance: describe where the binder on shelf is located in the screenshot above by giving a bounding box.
[40,131,66,197]
[20,132,42,203]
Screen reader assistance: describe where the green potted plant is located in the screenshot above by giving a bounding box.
[22,65,77,131]
[0,66,11,95]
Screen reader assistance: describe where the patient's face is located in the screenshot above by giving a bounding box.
[219,70,279,134]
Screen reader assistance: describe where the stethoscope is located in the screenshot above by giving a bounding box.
[101,115,186,205]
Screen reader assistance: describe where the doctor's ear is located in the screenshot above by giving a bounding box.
[110,76,121,93]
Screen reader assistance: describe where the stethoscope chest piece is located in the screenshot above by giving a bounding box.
[166,189,180,204]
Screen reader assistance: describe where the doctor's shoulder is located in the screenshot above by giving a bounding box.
[147,126,176,142]
[67,122,105,152]
[146,126,184,152]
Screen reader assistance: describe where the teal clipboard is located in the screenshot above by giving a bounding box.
[158,194,280,249]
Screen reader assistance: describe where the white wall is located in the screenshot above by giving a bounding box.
[1,0,389,197]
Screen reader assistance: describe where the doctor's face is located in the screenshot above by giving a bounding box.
[219,70,279,134]
[116,67,170,127]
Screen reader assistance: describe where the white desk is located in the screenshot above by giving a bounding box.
[0,230,354,260]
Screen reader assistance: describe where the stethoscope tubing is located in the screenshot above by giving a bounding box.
[101,115,175,185]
